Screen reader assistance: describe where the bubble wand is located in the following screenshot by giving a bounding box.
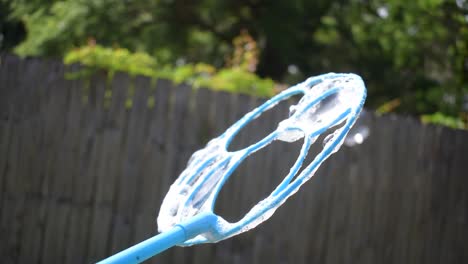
[98,73,367,264]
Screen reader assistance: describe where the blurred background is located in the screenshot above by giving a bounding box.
[1,0,468,127]
[1,1,468,264]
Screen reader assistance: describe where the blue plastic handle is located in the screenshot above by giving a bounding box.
[97,213,218,264]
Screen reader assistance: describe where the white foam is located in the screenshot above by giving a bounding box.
[157,73,366,243]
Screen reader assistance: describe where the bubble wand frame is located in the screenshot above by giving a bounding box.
[98,73,367,264]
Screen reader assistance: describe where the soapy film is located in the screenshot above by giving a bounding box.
[157,73,366,245]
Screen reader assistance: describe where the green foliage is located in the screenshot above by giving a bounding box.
[64,43,275,97]
[0,1,26,51]
[198,68,275,97]
[319,0,468,128]
[12,0,94,56]
[4,0,468,128]
[421,112,466,130]
[64,42,158,78]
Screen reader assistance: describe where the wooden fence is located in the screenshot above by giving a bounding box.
[1,53,468,264]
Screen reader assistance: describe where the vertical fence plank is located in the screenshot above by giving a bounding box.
[0,112,12,212]
[28,60,64,263]
[0,55,23,261]
[144,78,173,264]
[17,60,66,263]
[5,59,32,262]
[191,88,217,264]
[165,82,193,264]
[152,80,177,223]
[1,57,54,263]
[126,76,156,248]
[131,85,165,264]
[108,75,150,257]
[63,73,105,264]
[0,55,20,204]
[86,74,127,263]
[99,73,130,260]
[1,122,21,263]
[40,66,81,264]
[44,75,83,263]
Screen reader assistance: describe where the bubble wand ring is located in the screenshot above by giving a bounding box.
[98,73,367,264]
